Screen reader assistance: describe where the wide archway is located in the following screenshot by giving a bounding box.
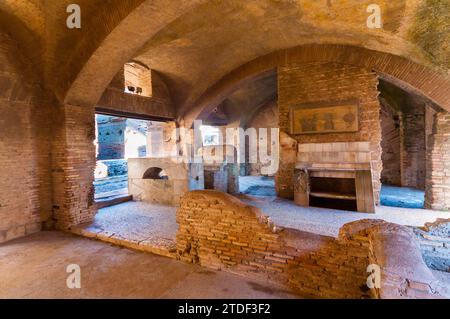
[182,44,450,128]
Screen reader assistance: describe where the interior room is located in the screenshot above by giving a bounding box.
[0,0,449,300]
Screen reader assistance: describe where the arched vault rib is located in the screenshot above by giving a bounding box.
[181,44,450,128]
[64,0,206,107]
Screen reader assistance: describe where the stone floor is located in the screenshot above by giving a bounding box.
[0,231,300,299]
[72,201,178,257]
[240,195,450,238]
[381,185,425,209]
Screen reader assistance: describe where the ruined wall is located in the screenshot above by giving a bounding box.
[380,100,401,186]
[415,219,450,273]
[176,191,444,298]
[425,111,450,210]
[379,80,427,190]
[278,62,382,202]
[199,144,239,194]
[401,100,426,189]
[147,121,178,158]
[0,31,52,243]
[128,158,197,206]
[51,104,97,229]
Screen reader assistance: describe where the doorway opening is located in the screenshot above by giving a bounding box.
[378,79,436,209]
[93,114,151,204]
[239,101,278,198]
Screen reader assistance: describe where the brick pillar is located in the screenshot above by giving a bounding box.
[51,103,97,229]
[425,111,450,211]
[275,132,297,198]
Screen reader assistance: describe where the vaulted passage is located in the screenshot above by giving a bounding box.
[0,0,449,300]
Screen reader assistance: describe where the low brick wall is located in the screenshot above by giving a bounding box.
[176,190,372,298]
[176,190,444,298]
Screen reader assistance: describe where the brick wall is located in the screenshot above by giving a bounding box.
[246,101,278,176]
[96,116,126,160]
[425,111,450,210]
[98,87,174,119]
[46,65,178,230]
[380,100,401,186]
[97,68,174,119]
[0,31,52,243]
[176,190,444,298]
[177,190,371,298]
[341,219,442,298]
[278,62,382,203]
[51,104,97,229]
[128,158,192,206]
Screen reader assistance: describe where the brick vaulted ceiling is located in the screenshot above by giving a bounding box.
[0,0,449,121]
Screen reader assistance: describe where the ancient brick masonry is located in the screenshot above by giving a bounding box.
[0,31,52,242]
[245,100,278,176]
[176,191,443,299]
[51,67,177,230]
[98,67,175,119]
[425,111,450,210]
[401,98,426,189]
[380,99,401,186]
[277,62,382,203]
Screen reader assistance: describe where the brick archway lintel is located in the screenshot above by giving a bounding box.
[182,44,450,128]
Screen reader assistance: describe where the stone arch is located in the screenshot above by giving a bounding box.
[182,44,450,128]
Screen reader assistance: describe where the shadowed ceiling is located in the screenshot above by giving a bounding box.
[132,0,449,117]
[0,0,448,119]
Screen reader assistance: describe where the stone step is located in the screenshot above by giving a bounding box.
[69,226,177,259]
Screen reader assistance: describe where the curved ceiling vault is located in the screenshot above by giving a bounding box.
[130,0,449,125]
[0,0,448,119]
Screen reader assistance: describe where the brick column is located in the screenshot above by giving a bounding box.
[425,111,450,210]
[51,103,97,229]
